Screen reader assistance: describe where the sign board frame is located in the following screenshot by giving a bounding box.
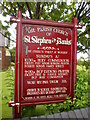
[9,10,81,118]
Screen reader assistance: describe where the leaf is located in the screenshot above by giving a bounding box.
[3,12,7,16]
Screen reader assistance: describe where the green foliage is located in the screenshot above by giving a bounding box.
[2,68,14,101]
[77,58,89,69]
[5,67,15,101]
[46,65,88,114]
[10,47,15,63]
[11,62,15,66]
[1,68,15,118]
[0,2,89,53]
[75,65,88,107]
[21,105,46,117]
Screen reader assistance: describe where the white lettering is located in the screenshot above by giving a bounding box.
[56,38,71,45]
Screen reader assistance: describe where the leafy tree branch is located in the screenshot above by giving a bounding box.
[0,2,89,53]
[25,2,32,18]
[0,31,16,43]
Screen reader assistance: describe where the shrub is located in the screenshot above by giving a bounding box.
[46,65,88,114]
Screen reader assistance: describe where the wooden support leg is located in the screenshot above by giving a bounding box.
[12,106,21,119]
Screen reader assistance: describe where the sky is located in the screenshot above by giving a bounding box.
[0,12,88,60]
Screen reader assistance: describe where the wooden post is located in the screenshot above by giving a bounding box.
[13,10,22,118]
[72,18,78,100]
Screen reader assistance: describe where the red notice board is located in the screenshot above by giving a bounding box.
[22,25,72,102]
[9,11,81,118]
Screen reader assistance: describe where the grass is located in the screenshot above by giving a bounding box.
[1,70,12,119]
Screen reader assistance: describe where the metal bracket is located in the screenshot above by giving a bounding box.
[75,25,82,28]
[12,18,20,22]
[9,101,20,107]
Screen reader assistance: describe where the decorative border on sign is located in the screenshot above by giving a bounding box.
[21,24,73,101]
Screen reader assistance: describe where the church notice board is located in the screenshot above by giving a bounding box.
[9,11,81,118]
